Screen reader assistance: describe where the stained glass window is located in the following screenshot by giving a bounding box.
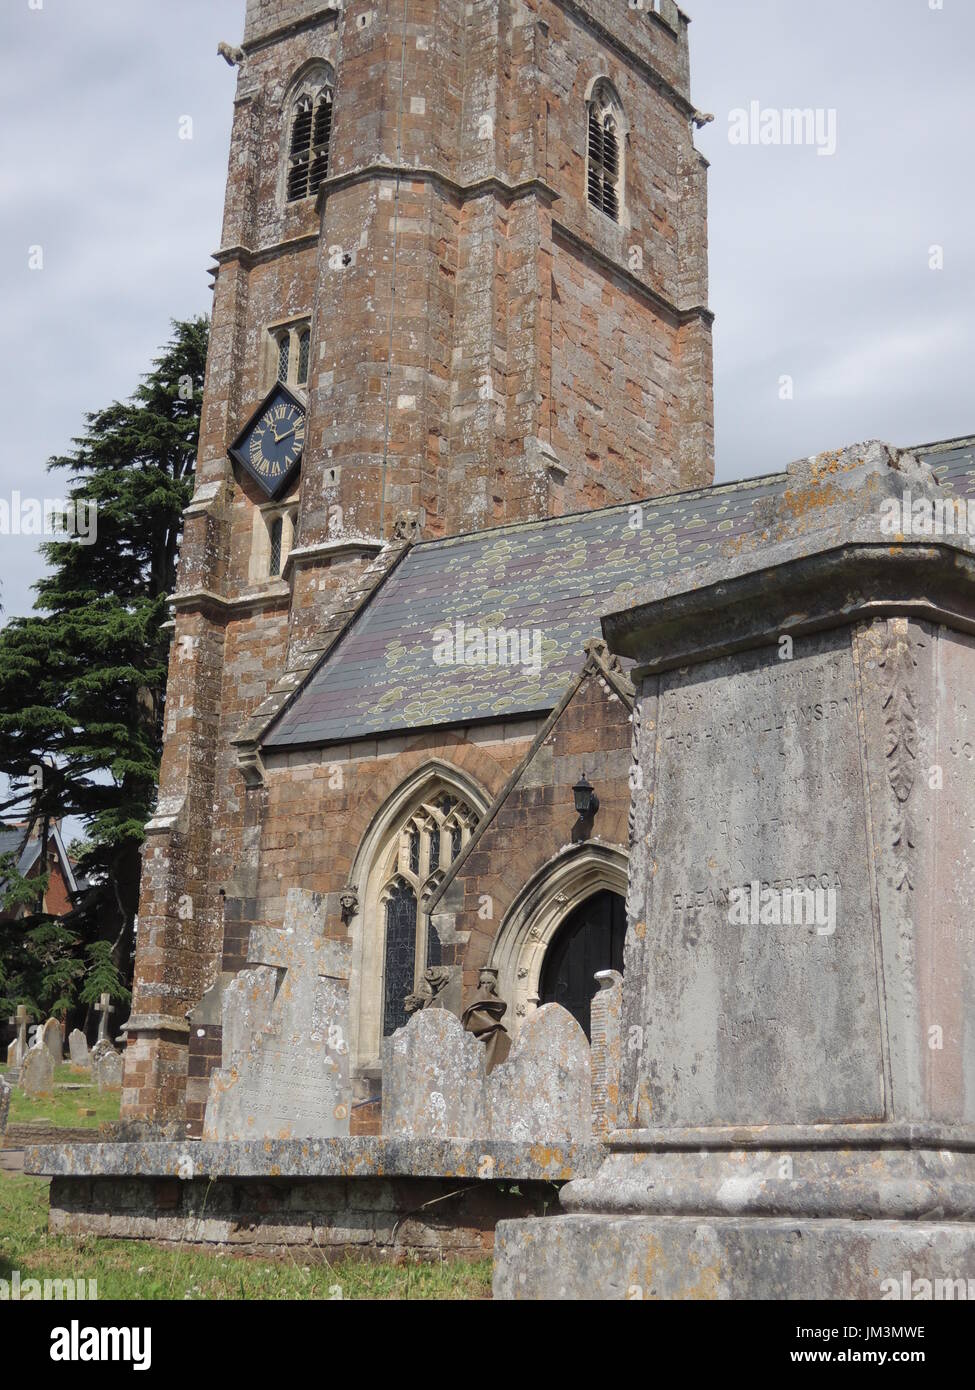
[450,825,463,862]
[428,826,440,873]
[383,880,417,1036]
[277,334,290,384]
[297,329,310,386]
[408,827,420,875]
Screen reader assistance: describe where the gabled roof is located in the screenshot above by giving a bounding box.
[262,438,975,751]
[0,821,78,900]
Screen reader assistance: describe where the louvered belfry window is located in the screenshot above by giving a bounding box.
[587,85,623,222]
[287,85,333,202]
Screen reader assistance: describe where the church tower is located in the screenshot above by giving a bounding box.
[121,0,712,1125]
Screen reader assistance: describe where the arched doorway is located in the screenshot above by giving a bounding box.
[539,890,625,1038]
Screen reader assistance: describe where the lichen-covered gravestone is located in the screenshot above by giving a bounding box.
[20,1043,54,1096]
[0,1075,11,1134]
[68,1029,91,1069]
[95,1049,123,1091]
[41,1017,62,1065]
[382,1003,592,1141]
[204,888,352,1141]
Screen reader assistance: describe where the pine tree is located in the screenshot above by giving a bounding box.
[0,317,208,1027]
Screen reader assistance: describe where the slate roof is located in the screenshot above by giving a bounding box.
[0,825,40,895]
[263,437,975,751]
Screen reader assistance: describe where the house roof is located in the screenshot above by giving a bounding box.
[262,437,975,750]
[0,821,78,900]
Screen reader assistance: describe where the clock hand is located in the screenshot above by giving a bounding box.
[273,426,298,444]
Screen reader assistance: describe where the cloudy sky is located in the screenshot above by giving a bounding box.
[0,0,972,624]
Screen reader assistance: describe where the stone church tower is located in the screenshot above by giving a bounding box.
[121,0,713,1127]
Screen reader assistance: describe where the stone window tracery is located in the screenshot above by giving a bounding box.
[377,791,478,1037]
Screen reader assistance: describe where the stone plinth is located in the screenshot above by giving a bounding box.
[495,443,975,1299]
[25,1138,601,1259]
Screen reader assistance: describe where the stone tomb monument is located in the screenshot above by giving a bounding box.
[495,442,975,1299]
[204,887,352,1141]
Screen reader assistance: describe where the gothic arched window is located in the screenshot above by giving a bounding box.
[286,78,333,203]
[587,81,624,222]
[377,790,479,1037]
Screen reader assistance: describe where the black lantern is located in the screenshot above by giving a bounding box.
[573,772,599,820]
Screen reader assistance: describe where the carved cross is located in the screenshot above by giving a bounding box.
[7,1005,28,1052]
[94,993,115,1043]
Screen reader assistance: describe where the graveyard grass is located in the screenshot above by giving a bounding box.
[0,1063,121,1129]
[0,1175,492,1299]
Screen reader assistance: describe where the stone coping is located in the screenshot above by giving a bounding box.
[26,1137,603,1182]
[608,1123,975,1152]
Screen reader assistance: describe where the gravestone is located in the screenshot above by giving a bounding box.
[590,970,623,1138]
[20,1043,54,1096]
[204,888,352,1141]
[0,1075,11,1134]
[382,1003,592,1141]
[94,993,115,1044]
[95,1048,123,1090]
[68,1029,91,1069]
[382,1009,485,1138]
[91,1038,115,1065]
[41,1017,62,1066]
[6,1005,28,1076]
[495,442,975,1300]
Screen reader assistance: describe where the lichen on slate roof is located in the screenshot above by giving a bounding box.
[262,438,975,750]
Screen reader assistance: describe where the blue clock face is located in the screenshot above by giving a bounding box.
[229,384,306,497]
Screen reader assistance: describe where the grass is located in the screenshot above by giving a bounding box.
[0,1173,493,1300]
[0,1062,120,1130]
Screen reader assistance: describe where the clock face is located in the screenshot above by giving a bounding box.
[229,383,306,498]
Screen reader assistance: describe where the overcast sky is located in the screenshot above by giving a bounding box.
[0,0,972,625]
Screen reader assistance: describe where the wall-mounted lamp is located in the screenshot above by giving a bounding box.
[573,771,599,821]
